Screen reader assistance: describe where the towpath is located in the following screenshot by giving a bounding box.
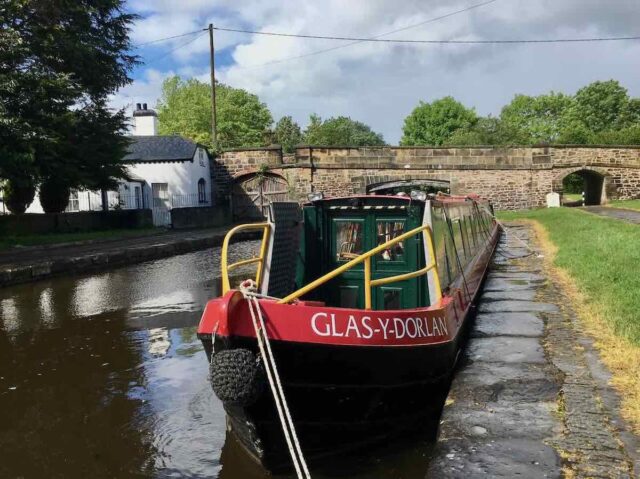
[427,224,639,478]
[0,226,255,288]
[584,205,640,224]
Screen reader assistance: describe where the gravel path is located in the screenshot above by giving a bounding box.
[584,206,640,224]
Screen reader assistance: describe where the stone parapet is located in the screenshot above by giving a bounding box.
[212,145,640,210]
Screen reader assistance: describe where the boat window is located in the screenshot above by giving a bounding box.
[376,220,406,262]
[431,206,451,287]
[461,216,474,259]
[335,220,364,261]
[468,214,478,250]
[382,289,402,310]
[452,219,465,261]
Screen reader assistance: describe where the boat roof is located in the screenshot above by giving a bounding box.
[304,193,486,207]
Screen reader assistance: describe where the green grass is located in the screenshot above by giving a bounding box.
[498,208,640,345]
[609,199,640,211]
[0,228,160,251]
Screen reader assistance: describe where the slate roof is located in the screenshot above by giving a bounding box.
[123,135,200,163]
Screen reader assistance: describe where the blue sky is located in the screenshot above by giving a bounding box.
[111,0,640,143]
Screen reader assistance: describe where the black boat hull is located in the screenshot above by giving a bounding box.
[201,333,462,471]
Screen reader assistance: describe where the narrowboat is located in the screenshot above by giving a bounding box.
[198,189,500,471]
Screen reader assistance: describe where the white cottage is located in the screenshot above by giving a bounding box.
[122,103,212,225]
[26,103,213,226]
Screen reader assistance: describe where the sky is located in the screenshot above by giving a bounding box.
[111,0,640,144]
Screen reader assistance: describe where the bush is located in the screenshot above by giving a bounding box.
[3,177,36,214]
[39,178,70,213]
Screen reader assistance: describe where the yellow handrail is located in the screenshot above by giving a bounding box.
[221,223,270,294]
[278,224,442,309]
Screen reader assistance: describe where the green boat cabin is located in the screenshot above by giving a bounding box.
[295,195,494,311]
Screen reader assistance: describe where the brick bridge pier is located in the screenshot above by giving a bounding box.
[213,145,640,212]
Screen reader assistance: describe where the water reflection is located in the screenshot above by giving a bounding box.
[0,242,261,478]
[0,240,438,478]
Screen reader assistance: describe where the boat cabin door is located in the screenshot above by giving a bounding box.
[325,210,426,310]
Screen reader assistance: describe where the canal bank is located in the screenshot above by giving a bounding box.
[0,226,257,288]
[428,224,639,478]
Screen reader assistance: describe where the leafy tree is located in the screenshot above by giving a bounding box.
[157,76,273,151]
[303,114,385,146]
[591,125,640,145]
[39,177,71,213]
[2,175,36,214]
[447,116,528,146]
[401,97,477,146]
[563,173,584,194]
[500,92,573,143]
[567,80,638,133]
[273,116,303,153]
[0,0,137,201]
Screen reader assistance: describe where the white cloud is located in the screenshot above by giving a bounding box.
[115,0,640,143]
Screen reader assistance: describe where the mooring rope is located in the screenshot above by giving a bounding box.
[239,280,312,479]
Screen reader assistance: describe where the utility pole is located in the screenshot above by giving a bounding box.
[208,24,217,150]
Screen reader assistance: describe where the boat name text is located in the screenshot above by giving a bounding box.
[310,312,449,340]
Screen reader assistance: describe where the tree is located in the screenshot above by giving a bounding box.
[447,116,528,146]
[303,115,385,146]
[157,76,273,151]
[567,80,638,133]
[2,175,36,215]
[39,177,71,213]
[273,116,303,153]
[401,97,477,146]
[0,0,137,199]
[500,92,573,144]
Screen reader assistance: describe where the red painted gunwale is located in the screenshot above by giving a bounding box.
[198,222,499,348]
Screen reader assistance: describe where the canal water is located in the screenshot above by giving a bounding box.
[0,242,437,478]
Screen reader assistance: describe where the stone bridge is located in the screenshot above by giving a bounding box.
[213,145,640,211]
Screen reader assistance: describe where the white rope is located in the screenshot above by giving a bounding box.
[239,280,311,479]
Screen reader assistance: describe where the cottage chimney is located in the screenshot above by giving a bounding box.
[133,102,158,136]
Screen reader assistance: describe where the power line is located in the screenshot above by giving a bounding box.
[227,0,501,69]
[214,26,640,45]
[142,31,207,66]
[133,29,208,48]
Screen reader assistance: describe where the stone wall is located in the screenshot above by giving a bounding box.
[213,145,640,210]
[170,206,231,229]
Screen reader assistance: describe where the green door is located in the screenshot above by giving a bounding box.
[324,211,426,309]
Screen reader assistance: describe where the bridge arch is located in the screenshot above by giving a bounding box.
[552,166,616,206]
[231,171,289,220]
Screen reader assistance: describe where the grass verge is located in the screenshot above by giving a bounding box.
[498,208,640,433]
[0,228,160,251]
[609,199,640,211]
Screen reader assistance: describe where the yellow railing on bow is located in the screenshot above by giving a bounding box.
[221,223,271,294]
[278,224,442,309]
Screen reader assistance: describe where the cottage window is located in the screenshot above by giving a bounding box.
[66,190,79,212]
[198,178,207,204]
